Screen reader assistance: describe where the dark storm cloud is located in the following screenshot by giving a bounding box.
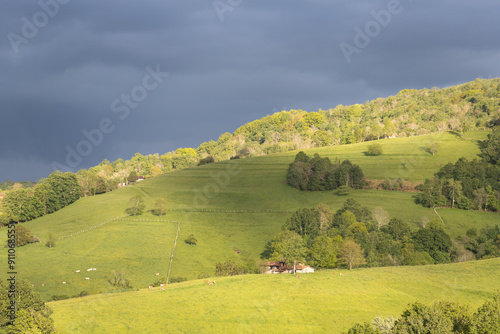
[1,0,499,181]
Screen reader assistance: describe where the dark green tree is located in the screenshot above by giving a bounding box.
[481,126,500,165]
[127,171,139,183]
[45,171,81,212]
[412,225,452,263]
[283,208,321,240]
[384,218,411,241]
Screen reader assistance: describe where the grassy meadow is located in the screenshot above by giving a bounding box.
[49,258,500,333]
[1,131,498,298]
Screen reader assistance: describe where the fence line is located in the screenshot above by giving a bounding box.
[167,221,181,285]
[167,208,293,213]
[57,215,128,241]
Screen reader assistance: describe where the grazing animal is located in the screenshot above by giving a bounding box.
[75,270,80,273]
[85,277,90,280]
[339,273,344,276]
[92,268,96,271]
[62,282,66,284]
[160,284,166,290]
[155,273,160,276]
[148,285,153,290]
[87,268,92,272]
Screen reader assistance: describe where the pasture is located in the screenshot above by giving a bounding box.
[49,258,500,333]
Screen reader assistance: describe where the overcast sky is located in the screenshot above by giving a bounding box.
[1,0,499,182]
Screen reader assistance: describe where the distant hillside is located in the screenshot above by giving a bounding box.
[74,78,500,186]
[2,78,499,204]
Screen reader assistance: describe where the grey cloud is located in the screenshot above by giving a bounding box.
[1,0,499,180]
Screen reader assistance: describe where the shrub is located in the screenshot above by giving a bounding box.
[12,224,38,247]
[185,234,197,245]
[197,273,211,279]
[336,185,351,196]
[169,277,188,283]
[45,233,56,248]
[50,295,71,301]
[365,143,383,156]
[198,156,215,165]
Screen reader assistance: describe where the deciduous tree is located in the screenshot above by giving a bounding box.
[269,230,307,272]
[308,235,342,268]
[125,195,145,216]
[340,239,366,270]
[481,126,500,165]
[373,207,390,230]
[153,198,168,217]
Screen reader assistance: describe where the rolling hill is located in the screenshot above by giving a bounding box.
[1,131,498,304]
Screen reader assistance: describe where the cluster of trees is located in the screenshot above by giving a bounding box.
[416,127,500,211]
[346,293,500,333]
[125,195,167,217]
[0,180,36,192]
[0,171,81,225]
[453,226,500,261]
[0,280,55,333]
[234,78,500,147]
[286,152,365,191]
[264,199,498,270]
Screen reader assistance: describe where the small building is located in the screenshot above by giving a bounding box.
[136,176,146,182]
[264,261,314,274]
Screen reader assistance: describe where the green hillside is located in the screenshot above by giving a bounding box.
[1,131,498,304]
[49,258,500,333]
